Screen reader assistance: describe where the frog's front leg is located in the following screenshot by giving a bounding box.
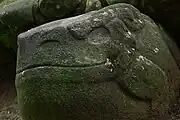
[114,44,169,119]
[103,11,169,119]
[114,44,168,101]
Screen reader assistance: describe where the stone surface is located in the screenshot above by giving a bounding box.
[85,0,102,12]
[38,0,81,18]
[1,0,180,48]
[15,3,180,120]
[0,0,35,32]
[0,0,86,32]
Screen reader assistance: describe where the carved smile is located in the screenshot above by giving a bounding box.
[16,62,108,74]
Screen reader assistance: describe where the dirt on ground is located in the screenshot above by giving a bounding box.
[0,79,21,120]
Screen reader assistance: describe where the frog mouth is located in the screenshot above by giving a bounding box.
[16,62,108,74]
[15,61,116,84]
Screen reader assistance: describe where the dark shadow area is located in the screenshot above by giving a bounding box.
[138,0,180,48]
[0,42,21,120]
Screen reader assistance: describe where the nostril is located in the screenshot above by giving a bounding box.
[39,39,60,46]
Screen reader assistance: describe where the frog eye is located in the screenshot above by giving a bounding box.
[113,4,144,31]
[67,21,93,40]
[119,7,144,31]
[87,27,111,45]
[105,18,136,48]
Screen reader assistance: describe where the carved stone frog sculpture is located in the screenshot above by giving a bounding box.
[15,3,180,120]
[1,0,180,120]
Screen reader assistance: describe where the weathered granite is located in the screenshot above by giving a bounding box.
[15,3,180,120]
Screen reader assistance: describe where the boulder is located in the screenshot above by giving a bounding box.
[15,3,180,120]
